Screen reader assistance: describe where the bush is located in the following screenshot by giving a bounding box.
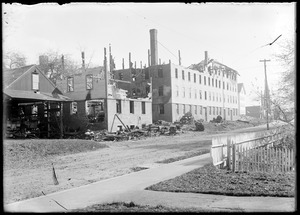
[195,120,205,131]
[180,112,194,124]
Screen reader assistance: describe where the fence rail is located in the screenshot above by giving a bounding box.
[211,127,294,173]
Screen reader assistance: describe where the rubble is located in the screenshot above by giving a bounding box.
[83,121,181,142]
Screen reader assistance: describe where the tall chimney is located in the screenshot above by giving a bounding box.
[148,49,150,67]
[81,51,85,70]
[150,29,158,66]
[129,52,132,69]
[122,58,124,69]
[204,51,208,66]
[178,50,181,65]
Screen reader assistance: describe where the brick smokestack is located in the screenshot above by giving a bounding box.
[150,29,158,66]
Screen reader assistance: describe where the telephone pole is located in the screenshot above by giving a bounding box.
[259,59,271,130]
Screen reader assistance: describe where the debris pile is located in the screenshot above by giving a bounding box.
[84,121,181,142]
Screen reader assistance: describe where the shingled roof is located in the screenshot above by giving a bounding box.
[3,65,35,89]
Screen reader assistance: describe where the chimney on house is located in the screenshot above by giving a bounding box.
[204,51,208,66]
[61,55,65,71]
[150,29,158,66]
[39,55,49,66]
[81,51,85,70]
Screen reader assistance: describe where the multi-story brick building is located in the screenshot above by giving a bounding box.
[114,29,243,123]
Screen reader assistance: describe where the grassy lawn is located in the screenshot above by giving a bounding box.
[146,163,295,197]
[73,201,205,212]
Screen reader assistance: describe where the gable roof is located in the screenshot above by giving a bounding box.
[3,65,35,88]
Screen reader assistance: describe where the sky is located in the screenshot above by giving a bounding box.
[2,2,296,106]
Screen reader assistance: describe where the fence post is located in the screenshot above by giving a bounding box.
[227,137,231,171]
[232,142,236,172]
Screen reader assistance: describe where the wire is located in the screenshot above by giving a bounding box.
[156,40,179,61]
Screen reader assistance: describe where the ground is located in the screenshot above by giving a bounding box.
[3,120,290,206]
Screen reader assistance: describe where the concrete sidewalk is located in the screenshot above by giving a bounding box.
[4,153,295,212]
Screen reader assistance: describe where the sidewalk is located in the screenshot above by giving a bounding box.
[4,153,295,212]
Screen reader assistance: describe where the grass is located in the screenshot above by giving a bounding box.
[4,139,108,169]
[146,163,295,197]
[156,149,210,164]
[73,201,205,212]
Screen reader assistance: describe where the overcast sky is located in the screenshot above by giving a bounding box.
[2,2,296,106]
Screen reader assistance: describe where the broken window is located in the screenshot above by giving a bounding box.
[70,102,77,115]
[67,77,74,92]
[219,80,221,88]
[208,77,210,86]
[142,102,146,114]
[194,73,196,83]
[32,72,39,90]
[85,100,104,122]
[119,72,123,80]
[188,72,191,81]
[86,75,93,90]
[182,70,185,80]
[204,76,206,85]
[212,78,214,86]
[175,68,178,78]
[199,75,201,84]
[215,79,218,88]
[116,100,122,114]
[158,86,163,96]
[130,101,134,114]
[159,104,164,114]
[158,67,163,78]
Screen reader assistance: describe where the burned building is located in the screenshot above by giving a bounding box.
[56,57,152,132]
[113,29,244,123]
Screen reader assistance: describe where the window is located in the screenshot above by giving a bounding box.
[130,101,134,113]
[70,102,77,115]
[189,88,191,98]
[219,80,221,88]
[183,104,186,114]
[67,77,74,92]
[199,90,202,99]
[119,72,123,80]
[212,92,215,101]
[194,73,196,83]
[195,105,197,114]
[116,100,122,113]
[194,89,197,99]
[158,86,163,96]
[208,77,210,86]
[142,102,146,114]
[200,106,203,115]
[32,72,39,90]
[209,106,211,115]
[86,75,93,90]
[212,78,214,87]
[227,83,229,90]
[176,86,179,97]
[158,67,163,77]
[228,108,230,115]
[205,91,207,100]
[182,87,185,98]
[175,68,178,78]
[86,100,104,122]
[182,70,185,80]
[176,104,179,114]
[204,76,206,85]
[213,107,215,115]
[189,105,192,112]
[209,92,211,101]
[159,104,164,114]
[223,81,225,89]
[188,72,191,81]
[215,79,218,88]
[199,75,201,84]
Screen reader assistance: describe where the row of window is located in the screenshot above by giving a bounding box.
[169,104,238,116]
[174,68,237,92]
[174,87,238,104]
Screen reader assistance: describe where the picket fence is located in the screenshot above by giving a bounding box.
[211,128,294,172]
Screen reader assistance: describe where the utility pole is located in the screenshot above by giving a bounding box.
[259,59,271,130]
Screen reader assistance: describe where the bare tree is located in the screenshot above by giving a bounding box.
[3,51,27,69]
[38,50,80,85]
